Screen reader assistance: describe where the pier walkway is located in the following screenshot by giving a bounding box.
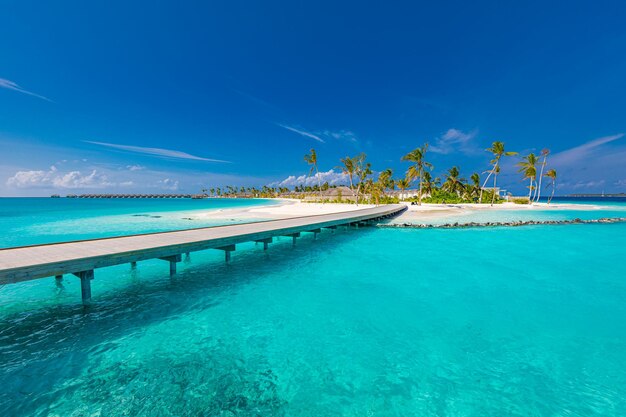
[0,204,406,304]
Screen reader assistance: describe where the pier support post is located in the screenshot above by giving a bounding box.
[324,225,337,233]
[159,254,182,276]
[55,275,63,282]
[255,238,272,250]
[292,233,300,246]
[281,233,301,246]
[217,245,236,263]
[310,228,321,240]
[131,261,137,269]
[73,270,94,305]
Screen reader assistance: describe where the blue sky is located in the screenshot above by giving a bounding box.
[1,0,626,196]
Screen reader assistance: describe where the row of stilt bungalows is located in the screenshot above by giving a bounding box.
[63,194,195,199]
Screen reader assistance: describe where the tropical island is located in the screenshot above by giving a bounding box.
[200,141,559,206]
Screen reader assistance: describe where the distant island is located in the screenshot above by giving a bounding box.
[568,193,626,197]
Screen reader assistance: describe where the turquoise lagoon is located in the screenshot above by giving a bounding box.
[1,198,626,416]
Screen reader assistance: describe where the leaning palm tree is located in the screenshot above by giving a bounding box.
[517,153,539,202]
[304,149,322,201]
[544,169,557,204]
[401,143,432,205]
[338,156,356,198]
[353,153,371,205]
[535,148,550,202]
[480,141,518,205]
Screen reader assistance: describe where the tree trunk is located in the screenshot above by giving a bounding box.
[528,177,533,203]
[536,156,547,202]
[315,165,323,203]
[418,167,423,206]
[548,180,555,204]
[479,172,491,204]
[480,163,496,204]
[491,172,498,206]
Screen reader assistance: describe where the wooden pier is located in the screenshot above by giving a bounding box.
[0,205,406,304]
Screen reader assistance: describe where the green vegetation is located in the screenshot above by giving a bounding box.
[510,197,531,204]
[199,141,559,205]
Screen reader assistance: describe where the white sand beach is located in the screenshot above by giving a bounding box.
[185,199,610,224]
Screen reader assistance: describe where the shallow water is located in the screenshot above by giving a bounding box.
[0,197,275,247]
[1,199,625,416]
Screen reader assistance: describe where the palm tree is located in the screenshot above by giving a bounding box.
[480,141,518,205]
[517,153,539,202]
[468,172,481,200]
[396,178,410,200]
[339,156,356,197]
[378,169,393,197]
[353,153,371,205]
[422,171,434,197]
[304,149,322,201]
[441,166,466,195]
[544,169,557,204]
[535,148,550,202]
[401,143,432,205]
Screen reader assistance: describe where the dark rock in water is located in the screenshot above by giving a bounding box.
[379,217,626,230]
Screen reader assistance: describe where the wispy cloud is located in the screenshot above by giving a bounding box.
[0,78,52,102]
[321,129,358,143]
[277,124,325,143]
[430,128,478,155]
[551,133,624,167]
[85,141,231,163]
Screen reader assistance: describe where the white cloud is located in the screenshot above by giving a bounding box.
[0,78,52,102]
[550,133,624,167]
[85,141,231,163]
[430,128,478,155]
[6,170,52,188]
[126,164,145,171]
[157,178,179,190]
[277,124,325,143]
[7,168,112,189]
[52,170,113,188]
[270,169,349,187]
